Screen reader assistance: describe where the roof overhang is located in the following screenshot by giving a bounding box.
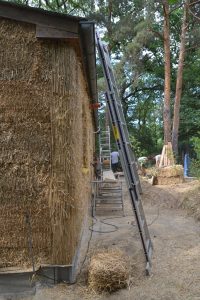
[0,0,98,128]
[79,21,98,124]
[0,0,83,32]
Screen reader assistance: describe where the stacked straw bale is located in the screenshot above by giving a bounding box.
[0,18,52,267]
[49,41,94,264]
[154,165,184,185]
[88,249,130,293]
[0,18,94,267]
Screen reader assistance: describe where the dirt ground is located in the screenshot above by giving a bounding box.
[13,178,200,300]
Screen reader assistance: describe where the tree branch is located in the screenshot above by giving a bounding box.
[44,0,54,10]
[189,0,200,7]
[189,8,200,21]
[148,28,164,40]
[186,44,200,51]
[169,3,184,14]
[122,85,163,101]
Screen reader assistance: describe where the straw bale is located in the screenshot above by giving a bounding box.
[0,18,52,267]
[88,249,130,293]
[0,18,94,267]
[156,165,183,177]
[181,183,200,221]
[154,176,183,185]
[49,43,94,264]
[150,165,184,185]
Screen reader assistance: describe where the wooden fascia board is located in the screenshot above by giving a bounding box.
[0,2,80,33]
[36,25,79,39]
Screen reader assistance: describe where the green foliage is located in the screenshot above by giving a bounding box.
[129,135,146,157]
[188,134,200,178]
[168,0,179,4]
[190,159,200,178]
[6,0,200,157]
[191,134,200,160]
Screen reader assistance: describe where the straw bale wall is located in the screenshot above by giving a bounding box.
[0,18,94,267]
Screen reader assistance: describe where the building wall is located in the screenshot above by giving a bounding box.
[0,18,94,266]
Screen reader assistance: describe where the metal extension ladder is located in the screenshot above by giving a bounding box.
[96,32,153,274]
[99,126,111,171]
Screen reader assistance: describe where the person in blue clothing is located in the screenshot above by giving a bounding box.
[111,151,120,173]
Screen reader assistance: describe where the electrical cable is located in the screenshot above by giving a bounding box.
[89,215,137,234]
[77,214,132,279]
[147,205,160,226]
[34,272,57,283]
[77,215,132,279]
[34,206,160,284]
[77,213,138,279]
[89,216,119,233]
[76,216,94,279]
[145,189,162,227]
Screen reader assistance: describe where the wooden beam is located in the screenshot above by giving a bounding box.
[159,142,175,167]
[0,1,82,33]
[36,25,79,39]
[159,145,166,168]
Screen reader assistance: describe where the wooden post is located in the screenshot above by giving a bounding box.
[159,142,175,167]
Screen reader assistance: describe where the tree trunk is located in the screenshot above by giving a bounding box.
[107,0,113,52]
[163,0,171,144]
[172,0,189,155]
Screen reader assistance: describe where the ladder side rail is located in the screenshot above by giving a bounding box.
[106,93,135,188]
[100,48,141,193]
[109,127,111,170]
[101,56,144,199]
[106,92,152,264]
[101,45,135,150]
[101,45,133,143]
[106,62,141,189]
[99,132,103,175]
[99,125,111,171]
[105,125,111,170]
[96,35,141,192]
[96,32,152,271]
[99,37,152,265]
[106,85,153,265]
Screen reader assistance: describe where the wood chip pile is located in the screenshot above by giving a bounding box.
[88,249,130,293]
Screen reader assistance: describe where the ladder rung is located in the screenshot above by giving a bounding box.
[96,201,122,204]
[99,186,122,189]
[96,207,123,211]
[99,187,122,190]
[96,196,122,202]
[98,190,122,193]
[97,194,122,197]
[96,198,122,202]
